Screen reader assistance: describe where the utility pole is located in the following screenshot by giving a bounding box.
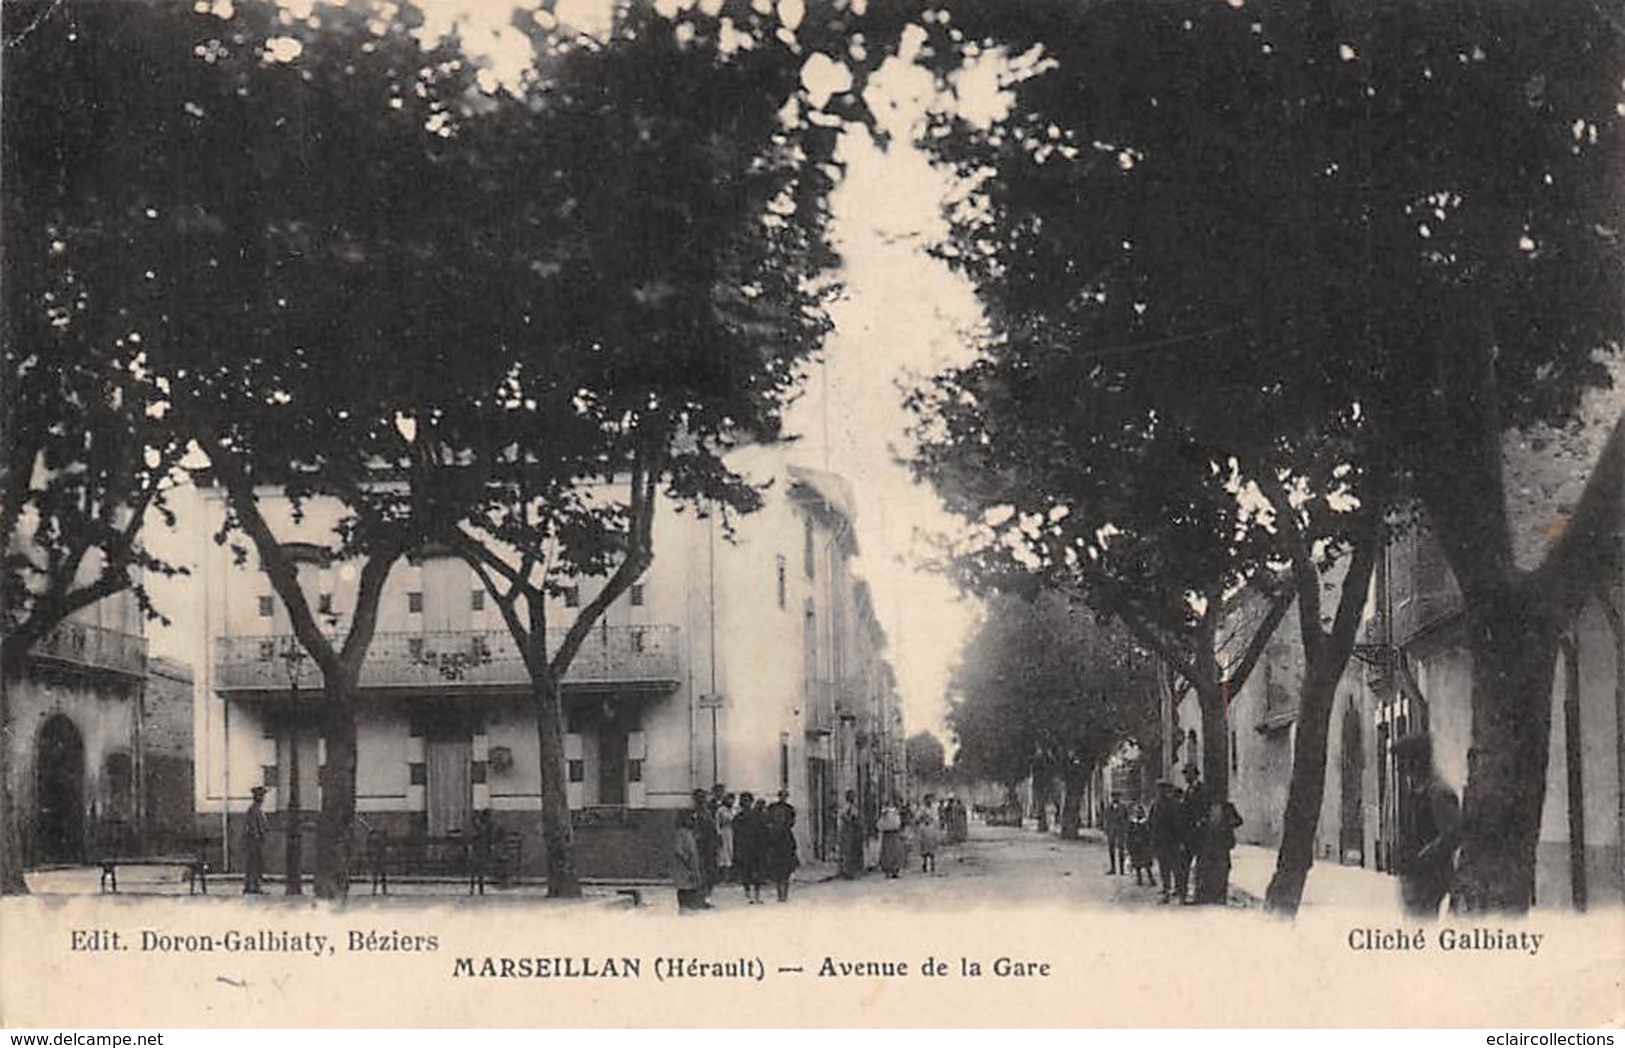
[280,642,305,895]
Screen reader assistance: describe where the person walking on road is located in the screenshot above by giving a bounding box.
[716,792,737,885]
[1175,764,1209,904]
[878,802,905,878]
[764,789,799,902]
[1393,733,1461,918]
[839,790,865,879]
[1149,780,1181,902]
[1126,803,1156,887]
[1103,798,1129,875]
[242,786,269,895]
[672,810,707,913]
[915,794,940,874]
[469,808,497,896]
[690,789,719,907]
[734,792,764,904]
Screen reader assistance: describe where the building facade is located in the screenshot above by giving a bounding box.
[4,589,196,866]
[1165,521,1623,911]
[197,457,904,880]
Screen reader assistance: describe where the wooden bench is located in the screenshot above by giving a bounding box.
[364,832,522,894]
[98,839,215,895]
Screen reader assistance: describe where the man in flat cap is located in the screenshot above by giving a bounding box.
[243,786,269,895]
[1393,733,1460,918]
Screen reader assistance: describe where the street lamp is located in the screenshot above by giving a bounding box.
[280,641,306,895]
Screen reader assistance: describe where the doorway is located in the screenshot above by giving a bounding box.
[37,715,85,863]
[1338,700,1365,864]
[424,717,472,838]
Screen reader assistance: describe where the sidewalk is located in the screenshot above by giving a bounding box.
[1227,843,1401,912]
[1031,820,1402,912]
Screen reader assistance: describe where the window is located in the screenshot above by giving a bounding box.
[1230,730,1239,775]
[803,517,816,579]
[318,593,334,615]
[567,760,585,784]
[261,765,278,788]
[562,585,580,609]
[775,555,787,609]
[629,583,645,607]
[408,637,425,660]
[627,759,643,784]
[257,595,275,618]
[566,711,581,734]
[407,591,423,614]
[258,641,276,662]
[470,589,485,611]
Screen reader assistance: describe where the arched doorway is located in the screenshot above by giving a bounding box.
[37,715,86,864]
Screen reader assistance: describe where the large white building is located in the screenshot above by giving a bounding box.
[196,456,904,879]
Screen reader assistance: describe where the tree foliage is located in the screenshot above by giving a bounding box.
[948,591,1156,806]
[908,0,1622,910]
[2,0,878,895]
[904,731,947,786]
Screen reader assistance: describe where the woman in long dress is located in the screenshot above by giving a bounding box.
[672,811,706,912]
[716,793,736,885]
[878,804,905,878]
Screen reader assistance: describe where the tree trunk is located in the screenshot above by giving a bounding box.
[1452,590,1561,913]
[1032,772,1051,832]
[1197,687,1230,800]
[534,670,581,898]
[313,689,358,899]
[0,661,29,895]
[1264,663,1341,915]
[1058,766,1087,839]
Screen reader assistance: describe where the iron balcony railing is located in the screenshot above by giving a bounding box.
[30,619,148,677]
[215,625,681,693]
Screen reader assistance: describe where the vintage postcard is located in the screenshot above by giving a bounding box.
[2,0,1621,1030]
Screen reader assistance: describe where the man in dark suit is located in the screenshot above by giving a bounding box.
[1393,733,1461,918]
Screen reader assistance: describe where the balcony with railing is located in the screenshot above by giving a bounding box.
[215,625,681,695]
[30,619,148,678]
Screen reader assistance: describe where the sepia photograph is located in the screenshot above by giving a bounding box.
[0,0,1621,1030]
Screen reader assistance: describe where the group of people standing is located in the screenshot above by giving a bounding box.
[846,792,965,879]
[673,785,799,911]
[675,785,978,907]
[1103,764,1243,906]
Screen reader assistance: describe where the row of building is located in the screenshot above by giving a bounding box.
[4,457,907,881]
[1090,512,1623,911]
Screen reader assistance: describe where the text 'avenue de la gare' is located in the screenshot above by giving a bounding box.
[450,955,1052,980]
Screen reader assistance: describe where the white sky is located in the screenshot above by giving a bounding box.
[145,3,988,745]
[779,65,987,743]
